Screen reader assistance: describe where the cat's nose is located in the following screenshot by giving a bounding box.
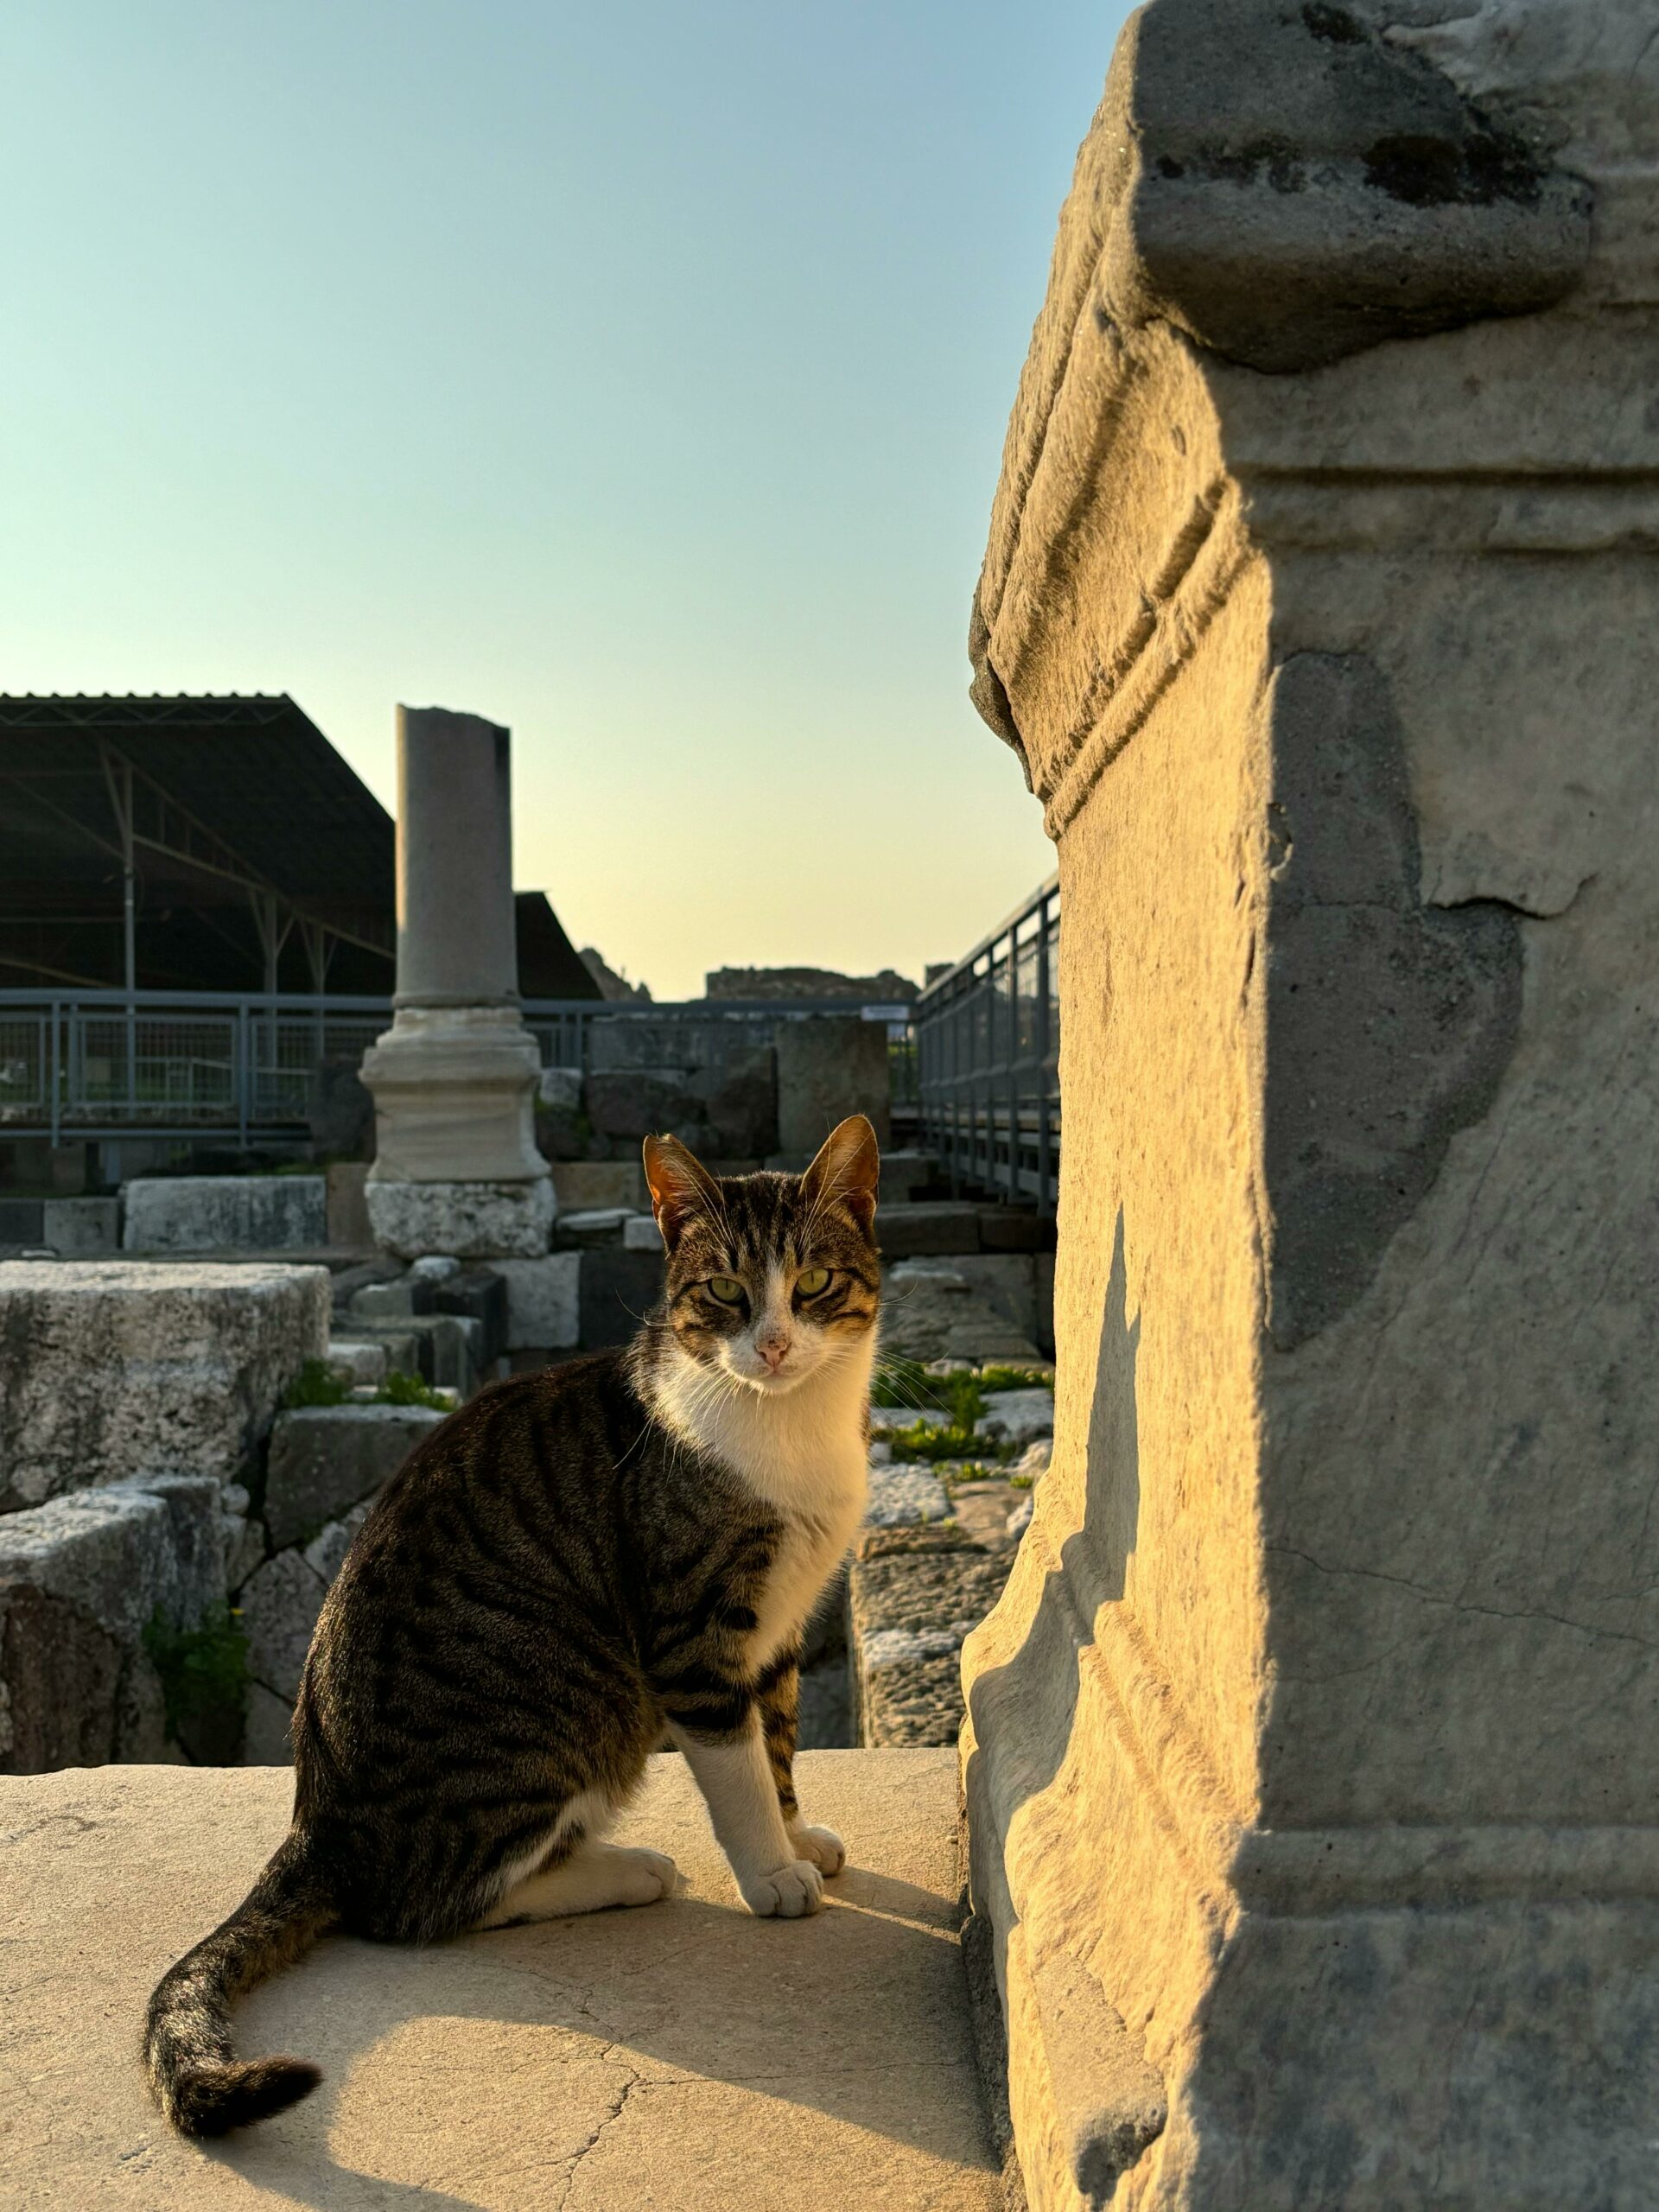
[757,1332,791,1371]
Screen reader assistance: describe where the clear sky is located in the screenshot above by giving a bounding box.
[1,2,1127,1000]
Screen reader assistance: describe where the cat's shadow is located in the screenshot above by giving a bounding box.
[207,1862,991,2209]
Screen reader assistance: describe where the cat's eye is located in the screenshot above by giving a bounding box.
[707,1276,746,1306]
[797,1267,831,1297]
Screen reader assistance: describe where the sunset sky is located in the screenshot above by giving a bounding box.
[2,1,1127,998]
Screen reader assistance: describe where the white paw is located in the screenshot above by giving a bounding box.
[791,1824,845,1877]
[740,1859,825,1918]
[615,1847,683,1904]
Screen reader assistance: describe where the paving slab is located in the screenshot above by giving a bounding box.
[0,1750,1000,2211]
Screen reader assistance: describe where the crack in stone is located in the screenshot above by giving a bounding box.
[1268,1541,1659,1650]
[556,2045,642,2210]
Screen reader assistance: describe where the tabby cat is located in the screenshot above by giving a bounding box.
[144,1113,881,2136]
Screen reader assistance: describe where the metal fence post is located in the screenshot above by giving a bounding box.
[236,1001,250,1151]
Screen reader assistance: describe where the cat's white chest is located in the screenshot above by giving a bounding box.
[650,1342,871,1671]
[746,1475,865,1674]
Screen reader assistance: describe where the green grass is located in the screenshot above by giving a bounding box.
[977,1364,1055,1394]
[143,1604,249,1762]
[871,1355,1052,1466]
[284,1358,452,1413]
[377,1369,453,1410]
[284,1357,348,1408]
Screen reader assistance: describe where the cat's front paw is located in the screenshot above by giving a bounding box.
[740,1859,825,1918]
[791,1824,845,1877]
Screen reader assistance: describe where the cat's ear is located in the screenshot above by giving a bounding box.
[802,1114,880,1234]
[643,1134,721,1249]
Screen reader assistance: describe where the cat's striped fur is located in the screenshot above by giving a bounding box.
[143,1115,881,2136]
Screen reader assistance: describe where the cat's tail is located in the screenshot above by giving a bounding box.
[143,1828,338,2136]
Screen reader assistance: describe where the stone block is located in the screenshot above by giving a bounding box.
[324,1160,373,1247]
[0,1752,1001,2205]
[122,1175,327,1253]
[241,1681,295,1765]
[238,1548,326,1702]
[326,1338,388,1387]
[973,1388,1055,1448]
[0,1198,44,1246]
[301,1498,374,1587]
[537,1066,583,1111]
[879,1203,982,1259]
[850,1523,1011,1748]
[0,1476,224,1773]
[866,1465,951,1528]
[399,1312,482,1395]
[879,1150,938,1204]
[305,1058,374,1160]
[693,1050,778,1156]
[262,1404,446,1550]
[429,1268,508,1366]
[579,1248,664,1350]
[880,1261,1043,1367]
[40,1198,120,1256]
[774,1017,891,1154]
[550,1160,647,1212]
[222,1512,267,1592]
[974,1205,1051,1254]
[488,1252,582,1350]
[554,1206,636,1248]
[331,1321,423,1381]
[584,1069,698,1142]
[0,1261,329,1513]
[365,1175,554,1260]
[585,1016,741,1074]
[349,1274,438,1321]
[623,1212,664,1252]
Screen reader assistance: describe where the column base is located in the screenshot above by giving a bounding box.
[365,1177,555,1261]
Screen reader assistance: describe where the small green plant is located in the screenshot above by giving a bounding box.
[143,1604,250,1764]
[870,1355,934,1409]
[376,1369,452,1410]
[284,1357,347,1408]
[977,1364,1056,1395]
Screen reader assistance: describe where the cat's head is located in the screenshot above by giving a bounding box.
[642,1115,880,1396]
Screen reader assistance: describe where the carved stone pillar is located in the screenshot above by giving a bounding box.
[958,3,1659,2203]
[361,708,553,1258]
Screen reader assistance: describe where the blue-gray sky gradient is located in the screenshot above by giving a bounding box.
[1,2,1127,997]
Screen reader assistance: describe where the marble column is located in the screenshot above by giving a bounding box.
[360,708,553,1258]
[957,3,1659,2205]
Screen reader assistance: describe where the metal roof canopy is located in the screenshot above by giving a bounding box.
[0,693,395,990]
[0,693,600,1001]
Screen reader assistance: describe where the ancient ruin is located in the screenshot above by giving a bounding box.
[960,0,1659,2203]
[360,705,556,1258]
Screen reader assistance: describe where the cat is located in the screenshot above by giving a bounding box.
[144,1112,881,2137]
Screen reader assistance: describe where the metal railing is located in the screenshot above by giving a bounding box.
[0,990,915,1145]
[913,874,1059,1211]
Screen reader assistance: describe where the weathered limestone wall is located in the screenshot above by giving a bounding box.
[960,3,1659,2203]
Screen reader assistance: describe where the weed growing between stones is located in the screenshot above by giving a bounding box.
[284,1358,452,1413]
[871,1360,1052,1467]
[376,1370,452,1410]
[143,1603,249,1764]
[285,1357,348,1408]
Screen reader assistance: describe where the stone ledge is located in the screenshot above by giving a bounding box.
[0,1751,1001,2211]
